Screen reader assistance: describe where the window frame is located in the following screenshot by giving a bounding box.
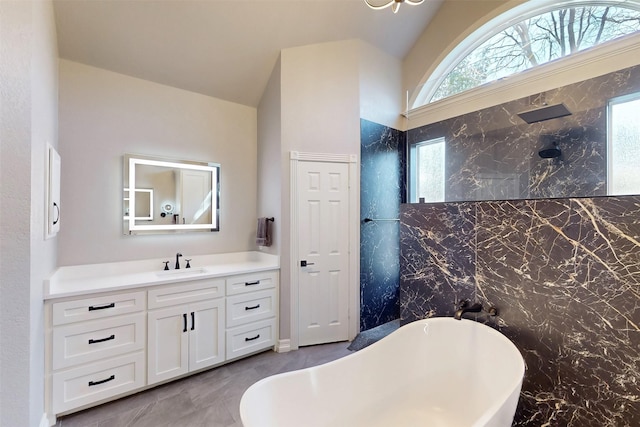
[409,137,446,203]
[607,90,640,195]
[413,0,640,109]
[407,31,640,129]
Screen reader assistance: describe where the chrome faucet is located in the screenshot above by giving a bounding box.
[454,300,483,320]
[175,252,182,269]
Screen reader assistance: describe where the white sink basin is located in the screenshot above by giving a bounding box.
[155,267,208,278]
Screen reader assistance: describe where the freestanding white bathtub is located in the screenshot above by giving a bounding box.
[240,317,525,427]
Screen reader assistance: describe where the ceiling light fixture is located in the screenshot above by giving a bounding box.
[364,0,425,14]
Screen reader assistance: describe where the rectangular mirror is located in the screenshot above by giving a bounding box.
[123,154,220,235]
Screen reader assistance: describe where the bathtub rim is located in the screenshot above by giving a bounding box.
[240,317,526,427]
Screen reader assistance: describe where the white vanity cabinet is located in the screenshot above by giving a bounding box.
[147,279,225,385]
[44,254,279,425]
[225,271,278,360]
[48,291,147,414]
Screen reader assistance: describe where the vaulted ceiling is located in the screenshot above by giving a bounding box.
[53,0,443,107]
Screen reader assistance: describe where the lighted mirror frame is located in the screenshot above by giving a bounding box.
[125,154,220,234]
[123,188,154,221]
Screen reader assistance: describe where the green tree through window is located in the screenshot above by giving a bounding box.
[430,4,640,103]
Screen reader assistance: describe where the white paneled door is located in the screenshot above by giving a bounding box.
[297,160,350,347]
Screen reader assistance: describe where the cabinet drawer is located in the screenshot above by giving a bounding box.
[225,270,277,296]
[52,291,146,326]
[226,318,276,360]
[148,279,224,309]
[52,313,145,370]
[52,352,145,414]
[226,289,276,328]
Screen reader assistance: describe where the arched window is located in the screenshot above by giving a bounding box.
[415,1,640,107]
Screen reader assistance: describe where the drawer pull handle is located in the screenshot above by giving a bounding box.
[183,313,188,332]
[245,280,260,286]
[88,375,115,387]
[191,312,195,331]
[245,334,260,342]
[88,302,115,311]
[88,334,115,344]
[245,304,261,311]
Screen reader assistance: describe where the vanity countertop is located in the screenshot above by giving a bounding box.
[45,251,279,300]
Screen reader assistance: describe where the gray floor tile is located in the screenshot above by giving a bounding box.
[55,342,351,427]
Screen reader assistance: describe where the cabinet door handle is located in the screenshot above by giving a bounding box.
[183,313,188,332]
[88,334,115,344]
[88,302,115,311]
[190,312,195,331]
[245,304,261,311]
[52,202,60,225]
[88,374,115,387]
[245,334,260,342]
[245,280,260,286]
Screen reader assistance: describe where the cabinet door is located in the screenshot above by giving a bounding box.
[52,352,145,414]
[148,280,224,310]
[53,313,145,370]
[226,271,277,296]
[52,291,145,326]
[148,305,189,385]
[226,318,276,361]
[189,299,225,372]
[226,289,276,328]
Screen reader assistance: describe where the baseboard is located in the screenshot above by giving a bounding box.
[40,413,53,427]
[276,339,291,353]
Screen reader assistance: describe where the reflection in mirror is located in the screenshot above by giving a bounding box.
[123,154,220,235]
[123,188,153,220]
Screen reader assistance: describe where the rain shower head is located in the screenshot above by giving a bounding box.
[517,103,572,124]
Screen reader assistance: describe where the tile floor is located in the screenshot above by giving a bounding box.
[54,342,352,427]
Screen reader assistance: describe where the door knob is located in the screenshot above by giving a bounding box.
[300,260,315,267]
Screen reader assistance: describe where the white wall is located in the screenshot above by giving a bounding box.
[0,0,58,425]
[58,60,258,266]
[0,3,32,424]
[358,41,404,130]
[281,40,361,156]
[30,1,59,424]
[257,57,282,257]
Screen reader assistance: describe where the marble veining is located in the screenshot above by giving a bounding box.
[407,64,640,202]
[400,202,476,323]
[400,196,639,426]
[360,119,405,330]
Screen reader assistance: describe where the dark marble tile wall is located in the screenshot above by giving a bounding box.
[359,119,406,331]
[399,197,640,426]
[407,65,640,202]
